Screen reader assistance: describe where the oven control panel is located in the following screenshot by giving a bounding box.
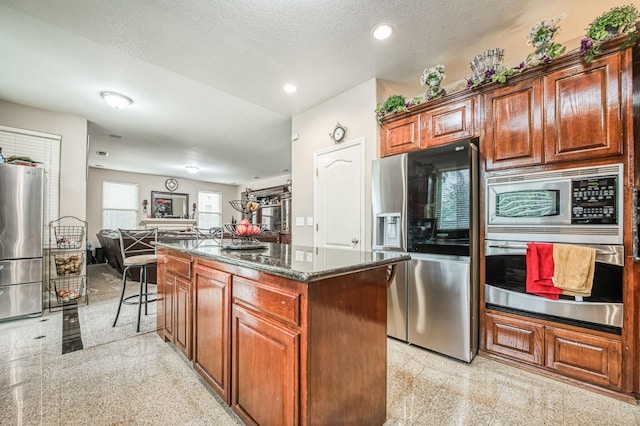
[571,176,617,224]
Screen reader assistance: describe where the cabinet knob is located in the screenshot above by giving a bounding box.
[351,238,359,244]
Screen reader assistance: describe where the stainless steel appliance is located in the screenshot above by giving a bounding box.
[485,164,623,244]
[0,164,44,320]
[485,240,623,332]
[484,164,625,333]
[372,140,479,362]
[372,153,407,341]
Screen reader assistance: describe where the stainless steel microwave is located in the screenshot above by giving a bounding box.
[485,164,623,245]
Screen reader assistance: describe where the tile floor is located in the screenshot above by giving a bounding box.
[1,264,639,425]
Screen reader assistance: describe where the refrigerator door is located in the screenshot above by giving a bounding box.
[387,260,407,341]
[407,253,475,362]
[0,165,44,260]
[372,154,407,252]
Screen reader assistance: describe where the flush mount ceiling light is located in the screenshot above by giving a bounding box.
[100,91,133,109]
[185,166,199,174]
[283,83,297,93]
[372,24,393,40]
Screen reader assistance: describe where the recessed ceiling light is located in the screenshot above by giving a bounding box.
[372,24,393,40]
[283,84,297,93]
[96,150,109,157]
[100,91,133,109]
[185,166,199,173]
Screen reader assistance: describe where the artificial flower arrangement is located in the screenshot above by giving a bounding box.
[525,14,566,66]
[374,94,422,125]
[420,64,446,100]
[581,4,639,63]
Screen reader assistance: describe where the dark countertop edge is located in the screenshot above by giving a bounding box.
[155,241,410,282]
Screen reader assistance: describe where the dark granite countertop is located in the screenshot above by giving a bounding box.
[156,240,410,282]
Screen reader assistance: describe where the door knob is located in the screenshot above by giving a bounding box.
[351,238,359,244]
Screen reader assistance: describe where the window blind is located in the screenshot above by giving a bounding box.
[198,191,222,228]
[102,181,139,229]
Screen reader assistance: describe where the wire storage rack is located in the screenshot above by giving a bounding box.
[48,216,89,311]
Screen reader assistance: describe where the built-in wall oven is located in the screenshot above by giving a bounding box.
[484,164,624,334]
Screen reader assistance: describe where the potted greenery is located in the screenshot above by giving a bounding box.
[374,94,422,125]
[581,4,639,63]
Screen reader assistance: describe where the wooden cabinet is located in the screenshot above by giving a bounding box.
[484,311,622,391]
[157,251,192,359]
[485,312,544,365]
[192,264,232,403]
[230,275,301,426]
[543,53,623,163]
[420,97,475,148]
[483,78,544,170]
[380,114,421,157]
[483,51,624,170]
[546,326,622,390]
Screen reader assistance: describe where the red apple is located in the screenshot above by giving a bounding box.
[240,218,250,226]
[251,225,261,235]
[235,224,247,235]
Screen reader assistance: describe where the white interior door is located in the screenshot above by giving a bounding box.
[314,139,364,251]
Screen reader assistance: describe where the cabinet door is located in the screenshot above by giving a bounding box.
[174,275,192,359]
[231,304,299,426]
[544,54,622,164]
[483,79,543,170]
[546,327,622,390]
[421,98,474,148]
[485,312,544,365]
[380,114,420,157]
[163,273,175,342]
[192,265,231,403]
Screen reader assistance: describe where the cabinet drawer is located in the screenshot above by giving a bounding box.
[546,327,622,390]
[232,276,300,327]
[485,312,544,365]
[167,255,191,279]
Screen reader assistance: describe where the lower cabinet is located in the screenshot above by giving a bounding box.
[230,275,301,426]
[485,311,622,391]
[192,264,232,403]
[157,249,192,359]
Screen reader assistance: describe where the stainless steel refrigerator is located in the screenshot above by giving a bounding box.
[372,140,479,362]
[0,164,44,320]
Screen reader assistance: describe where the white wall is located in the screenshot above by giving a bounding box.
[0,99,87,221]
[291,79,378,248]
[87,168,241,247]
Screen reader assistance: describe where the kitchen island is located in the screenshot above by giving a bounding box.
[155,240,409,426]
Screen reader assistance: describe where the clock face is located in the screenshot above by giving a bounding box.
[332,123,347,143]
[165,178,178,192]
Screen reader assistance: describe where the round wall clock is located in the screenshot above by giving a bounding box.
[329,122,347,143]
[165,178,178,192]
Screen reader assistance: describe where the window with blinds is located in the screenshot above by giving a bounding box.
[102,181,139,229]
[0,126,61,231]
[198,191,222,229]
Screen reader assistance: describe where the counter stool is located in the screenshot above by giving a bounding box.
[112,228,158,332]
[194,227,223,243]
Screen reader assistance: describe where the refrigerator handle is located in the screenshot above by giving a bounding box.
[386,264,398,288]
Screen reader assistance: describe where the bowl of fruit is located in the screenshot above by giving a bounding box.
[225,219,264,237]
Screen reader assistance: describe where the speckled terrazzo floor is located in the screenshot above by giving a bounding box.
[1,264,639,425]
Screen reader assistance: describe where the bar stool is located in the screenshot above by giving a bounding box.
[112,228,158,332]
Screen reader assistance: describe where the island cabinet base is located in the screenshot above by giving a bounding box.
[157,248,391,426]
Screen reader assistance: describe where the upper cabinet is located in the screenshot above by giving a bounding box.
[380,95,476,157]
[543,53,623,164]
[380,114,421,156]
[379,46,628,170]
[483,52,625,171]
[420,97,475,148]
[483,78,544,170]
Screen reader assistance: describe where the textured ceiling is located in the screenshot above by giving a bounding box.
[0,0,632,184]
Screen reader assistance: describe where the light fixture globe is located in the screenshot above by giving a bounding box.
[100,91,133,109]
[185,165,199,174]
